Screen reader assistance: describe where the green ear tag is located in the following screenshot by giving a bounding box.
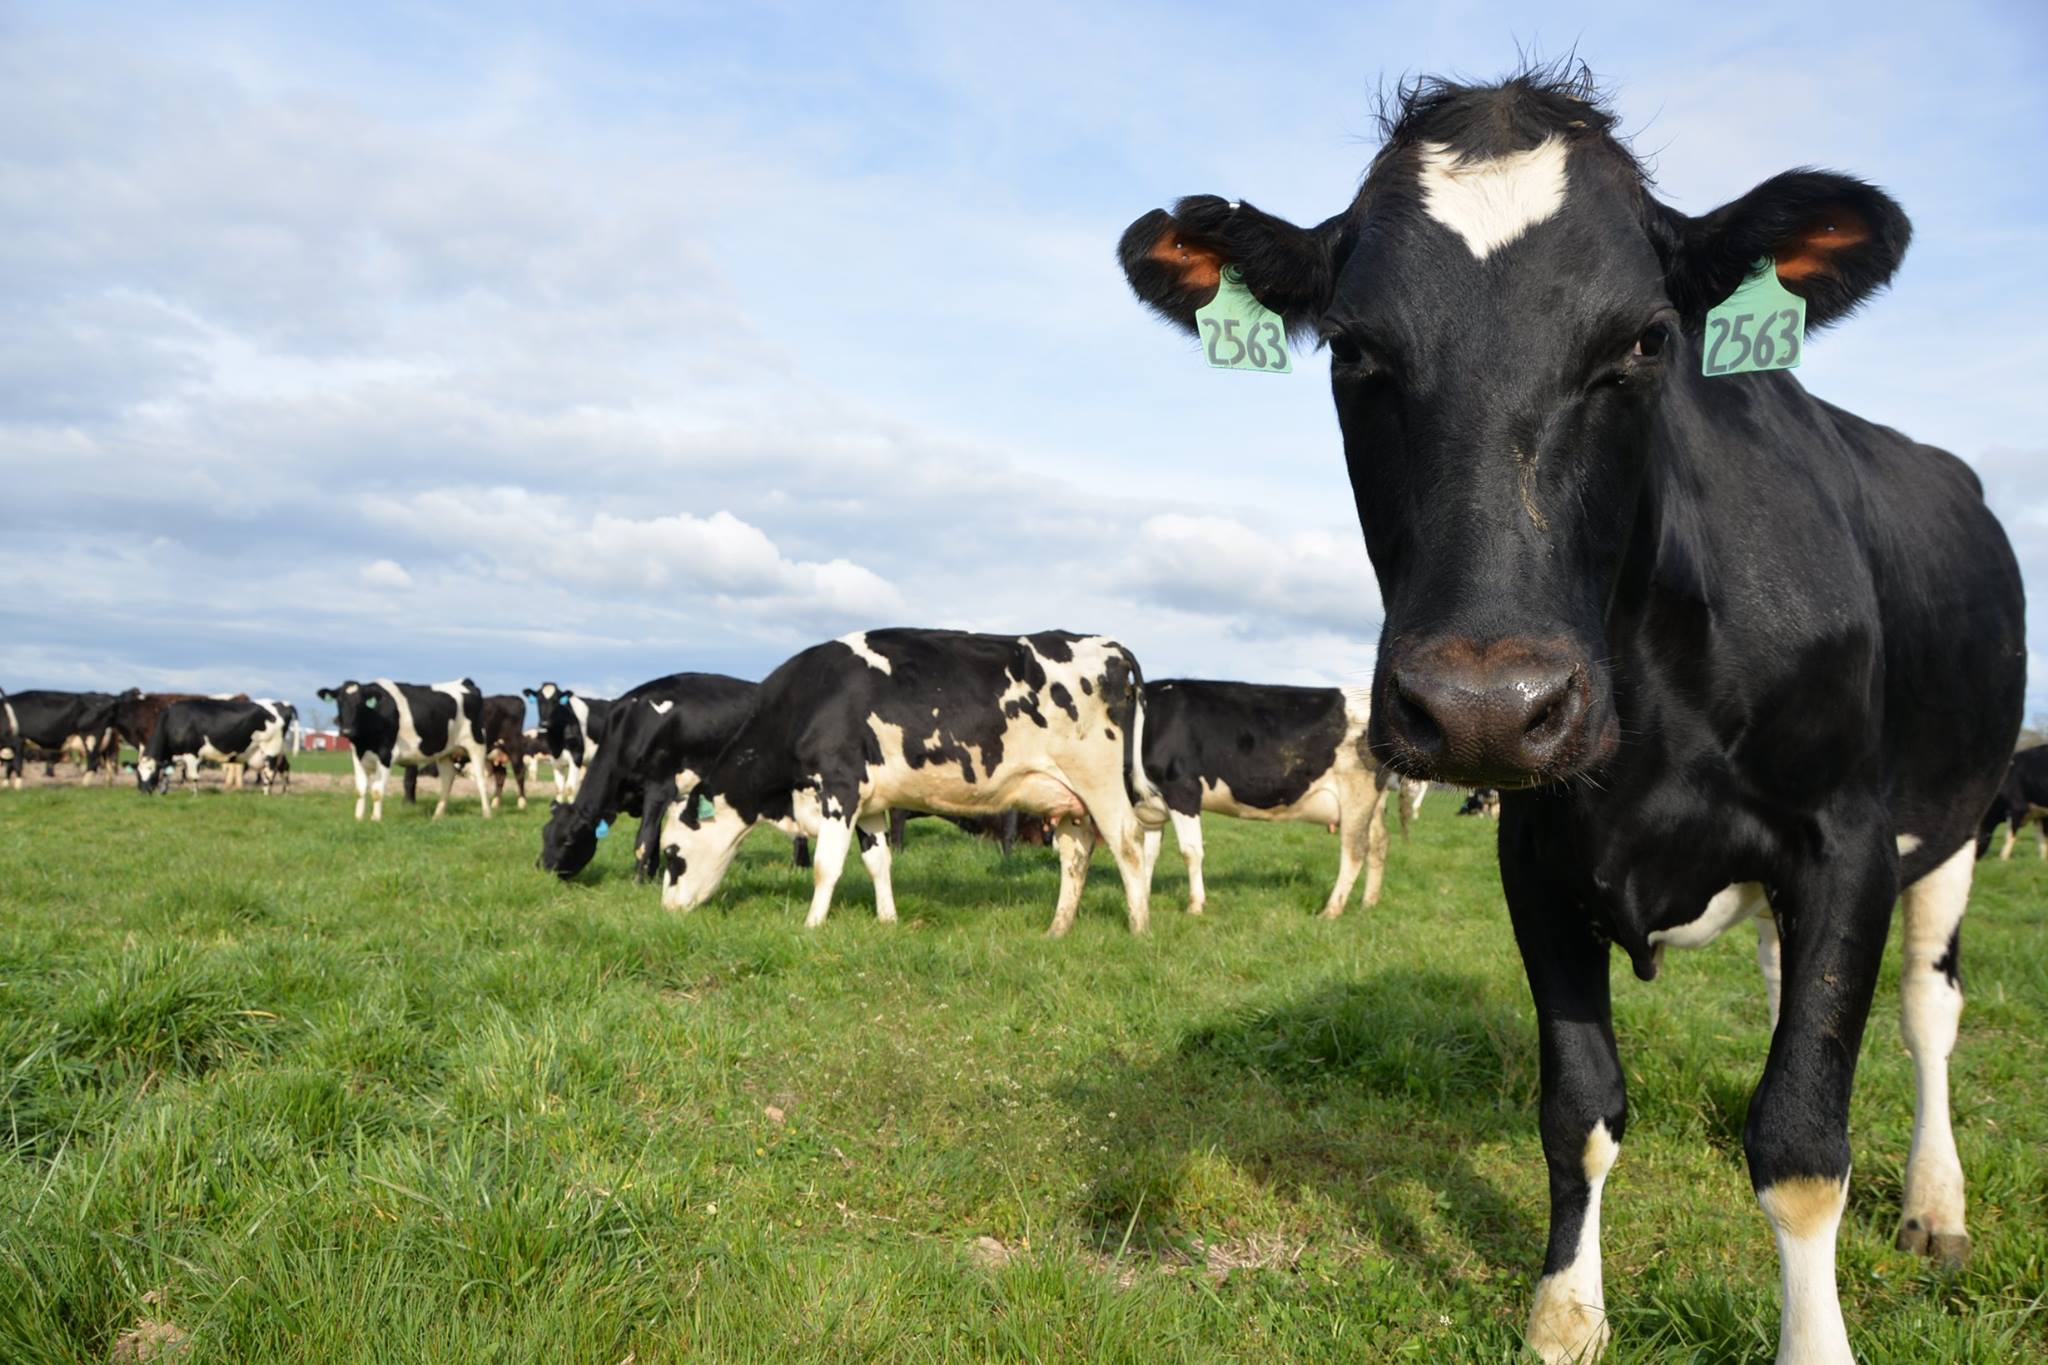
[1194,266,1291,374]
[696,795,715,820]
[1703,258,1806,377]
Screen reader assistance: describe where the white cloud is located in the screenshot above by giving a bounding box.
[359,558,412,589]
[1126,512,1380,639]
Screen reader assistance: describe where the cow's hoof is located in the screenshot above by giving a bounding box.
[1184,901,1205,916]
[1896,1219,1969,1269]
[1526,1302,1610,1364]
[1317,905,1345,921]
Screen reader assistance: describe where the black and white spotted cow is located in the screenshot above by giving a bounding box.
[1139,680,1391,918]
[523,682,613,801]
[659,629,1167,934]
[0,689,124,787]
[1118,68,2025,1365]
[1977,745,2048,860]
[316,678,495,821]
[401,693,530,809]
[540,672,765,881]
[136,698,294,795]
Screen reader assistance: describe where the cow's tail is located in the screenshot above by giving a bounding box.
[1115,646,1167,829]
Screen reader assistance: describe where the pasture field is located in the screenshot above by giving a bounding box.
[1,784,2043,1362]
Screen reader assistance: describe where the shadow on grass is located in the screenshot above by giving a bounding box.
[1060,970,1542,1284]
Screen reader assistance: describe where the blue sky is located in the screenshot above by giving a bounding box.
[4,1,2045,729]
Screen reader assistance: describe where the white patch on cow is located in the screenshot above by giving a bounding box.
[1897,841,1972,1263]
[1416,135,1569,260]
[1759,1175,1852,1365]
[566,694,599,766]
[650,700,675,715]
[1527,1120,1619,1364]
[1896,833,1922,856]
[1648,881,1767,953]
[1756,912,1784,1030]
[837,631,893,674]
[659,792,753,912]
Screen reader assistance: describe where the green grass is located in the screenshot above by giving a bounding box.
[0,787,2042,1362]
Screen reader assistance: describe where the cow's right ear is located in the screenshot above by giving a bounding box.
[1118,197,1349,339]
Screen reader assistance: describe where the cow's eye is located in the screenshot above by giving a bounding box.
[1632,323,1669,359]
[1323,330,1386,382]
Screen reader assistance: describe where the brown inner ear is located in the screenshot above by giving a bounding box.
[1146,225,1224,292]
[1774,208,1871,282]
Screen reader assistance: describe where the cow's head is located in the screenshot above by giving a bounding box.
[318,681,392,745]
[134,753,171,793]
[658,792,751,912]
[539,799,601,878]
[1120,69,1908,788]
[526,682,578,746]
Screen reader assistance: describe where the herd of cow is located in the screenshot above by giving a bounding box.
[4,67,2037,1365]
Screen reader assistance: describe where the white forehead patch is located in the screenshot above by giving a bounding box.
[1416,135,1568,259]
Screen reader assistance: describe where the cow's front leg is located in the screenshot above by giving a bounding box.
[1896,841,1972,1267]
[432,760,454,819]
[370,760,389,821]
[1748,842,1893,1365]
[805,817,854,928]
[350,753,369,820]
[856,813,897,922]
[1045,813,1094,937]
[1504,801,1625,1365]
[470,745,495,817]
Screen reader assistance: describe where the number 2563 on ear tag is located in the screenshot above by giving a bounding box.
[1195,266,1291,374]
[1703,258,1806,377]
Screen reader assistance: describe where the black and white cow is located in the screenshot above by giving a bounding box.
[400,693,530,809]
[659,629,1167,934]
[1119,68,2025,1364]
[540,672,764,881]
[523,682,612,801]
[316,678,495,821]
[1139,680,1391,918]
[136,698,293,794]
[1977,745,2048,860]
[0,689,124,788]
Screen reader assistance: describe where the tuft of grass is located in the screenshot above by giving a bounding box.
[0,783,2042,1361]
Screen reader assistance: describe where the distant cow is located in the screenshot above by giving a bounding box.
[659,630,1167,934]
[524,682,613,801]
[316,678,495,821]
[0,690,124,787]
[401,693,530,810]
[1456,788,1503,820]
[1978,746,2048,860]
[136,698,294,795]
[541,672,765,881]
[1139,680,1391,918]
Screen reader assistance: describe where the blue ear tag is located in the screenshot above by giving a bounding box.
[696,796,715,820]
[364,697,377,709]
[594,819,610,840]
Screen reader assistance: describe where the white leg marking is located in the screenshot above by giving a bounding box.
[1046,814,1093,938]
[1170,809,1206,914]
[1098,806,1151,935]
[1756,912,1784,1031]
[805,819,853,929]
[1896,841,1971,1264]
[1759,1176,1852,1365]
[858,813,897,923]
[1527,1121,1618,1364]
[471,745,495,818]
[371,762,388,822]
[433,761,454,819]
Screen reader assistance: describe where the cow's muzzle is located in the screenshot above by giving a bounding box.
[1377,635,1599,787]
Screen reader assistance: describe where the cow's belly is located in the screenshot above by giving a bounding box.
[861,763,1089,823]
[195,739,249,765]
[1198,774,1341,826]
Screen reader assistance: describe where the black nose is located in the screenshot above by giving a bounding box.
[1382,637,1591,784]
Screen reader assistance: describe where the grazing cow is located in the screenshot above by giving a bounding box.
[1138,680,1391,918]
[541,672,765,881]
[315,678,495,821]
[1977,746,2048,860]
[524,682,613,801]
[658,629,1166,934]
[0,690,123,787]
[1456,788,1503,820]
[136,698,293,795]
[1118,68,2025,1364]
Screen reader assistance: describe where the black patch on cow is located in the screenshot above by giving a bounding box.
[1934,928,1961,990]
[1078,676,1092,695]
[1141,681,1348,818]
[1025,631,1074,663]
[855,825,876,852]
[664,846,687,883]
[1048,682,1079,722]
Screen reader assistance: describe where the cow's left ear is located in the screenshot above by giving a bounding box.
[1118,197,1350,338]
[1662,170,1910,330]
